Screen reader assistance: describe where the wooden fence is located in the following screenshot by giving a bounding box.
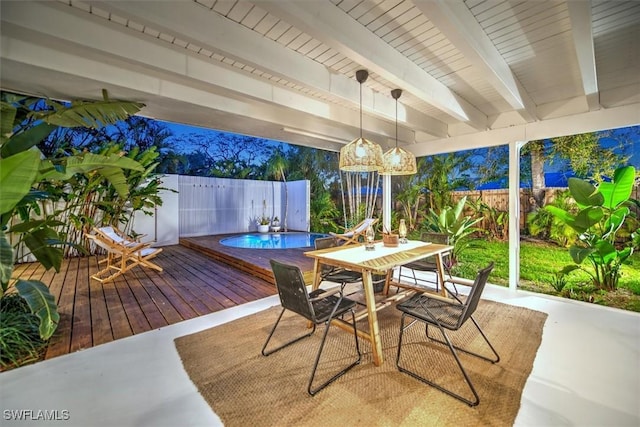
[450,185,640,233]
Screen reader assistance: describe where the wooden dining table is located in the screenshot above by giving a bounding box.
[304,240,453,366]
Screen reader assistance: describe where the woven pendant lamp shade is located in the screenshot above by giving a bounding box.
[381,146,417,175]
[380,88,417,175]
[339,69,383,172]
[339,137,384,172]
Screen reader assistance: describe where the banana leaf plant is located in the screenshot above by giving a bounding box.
[545,165,638,291]
[423,196,483,268]
[0,91,144,340]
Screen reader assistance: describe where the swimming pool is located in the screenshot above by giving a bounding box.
[220,232,328,249]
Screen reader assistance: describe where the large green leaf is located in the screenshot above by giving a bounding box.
[0,123,57,157]
[15,279,59,340]
[569,246,593,264]
[1,101,16,145]
[545,205,576,227]
[64,152,143,174]
[573,207,604,232]
[605,206,630,235]
[97,167,130,198]
[0,230,13,293]
[593,239,617,263]
[0,149,41,215]
[38,153,143,181]
[22,228,64,272]
[568,177,603,208]
[39,99,143,129]
[598,166,635,210]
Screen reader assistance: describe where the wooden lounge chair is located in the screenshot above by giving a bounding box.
[86,227,162,283]
[330,217,378,245]
[94,226,143,248]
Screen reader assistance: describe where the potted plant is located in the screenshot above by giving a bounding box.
[271,216,281,232]
[257,216,270,233]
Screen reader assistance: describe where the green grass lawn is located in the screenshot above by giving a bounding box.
[452,239,640,313]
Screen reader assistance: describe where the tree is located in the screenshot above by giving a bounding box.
[1,90,144,346]
[523,132,629,207]
[265,146,289,231]
[174,132,273,178]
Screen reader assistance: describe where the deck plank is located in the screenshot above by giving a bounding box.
[69,257,93,353]
[88,253,114,347]
[13,238,311,363]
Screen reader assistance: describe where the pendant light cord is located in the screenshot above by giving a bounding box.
[395,97,398,148]
[359,80,363,139]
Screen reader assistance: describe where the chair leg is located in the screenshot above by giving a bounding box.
[396,313,483,406]
[261,308,316,356]
[308,309,361,396]
[425,316,500,364]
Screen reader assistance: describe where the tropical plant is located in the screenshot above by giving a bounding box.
[265,146,289,231]
[420,153,475,213]
[422,196,483,268]
[526,189,578,247]
[0,292,47,370]
[395,175,424,232]
[467,197,508,241]
[0,91,144,365]
[545,165,638,291]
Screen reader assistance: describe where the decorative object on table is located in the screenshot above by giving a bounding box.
[365,225,376,251]
[262,260,361,396]
[382,232,399,247]
[395,262,498,406]
[398,219,408,244]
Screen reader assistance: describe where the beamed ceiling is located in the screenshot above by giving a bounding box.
[1,0,639,156]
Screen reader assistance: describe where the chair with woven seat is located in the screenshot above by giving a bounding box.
[314,236,363,292]
[397,232,452,293]
[330,217,378,245]
[86,228,162,283]
[395,262,499,406]
[262,259,361,396]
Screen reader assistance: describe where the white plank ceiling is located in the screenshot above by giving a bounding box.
[1,0,638,156]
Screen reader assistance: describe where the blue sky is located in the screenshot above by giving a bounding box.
[161,119,640,168]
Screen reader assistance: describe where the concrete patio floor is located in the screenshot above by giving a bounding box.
[1,281,639,426]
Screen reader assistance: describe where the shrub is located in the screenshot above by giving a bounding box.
[0,294,47,370]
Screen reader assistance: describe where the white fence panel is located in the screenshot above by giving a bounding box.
[178,176,309,237]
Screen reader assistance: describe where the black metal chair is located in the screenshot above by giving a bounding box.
[314,236,363,291]
[262,259,362,396]
[397,232,452,293]
[395,262,499,406]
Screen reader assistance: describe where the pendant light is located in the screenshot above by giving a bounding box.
[380,89,417,175]
[339,70,383,172]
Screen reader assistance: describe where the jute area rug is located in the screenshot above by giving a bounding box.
[175,299,547,427]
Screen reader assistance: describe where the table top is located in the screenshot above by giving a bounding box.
[305,240,452,273]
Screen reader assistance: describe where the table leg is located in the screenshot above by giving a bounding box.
[435,253,446,296]
[311,259,322,290]
[362,270,383,366]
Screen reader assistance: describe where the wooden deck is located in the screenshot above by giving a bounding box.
[13,236,315,362]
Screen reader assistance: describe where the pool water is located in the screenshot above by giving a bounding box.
[220,232,328,249]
